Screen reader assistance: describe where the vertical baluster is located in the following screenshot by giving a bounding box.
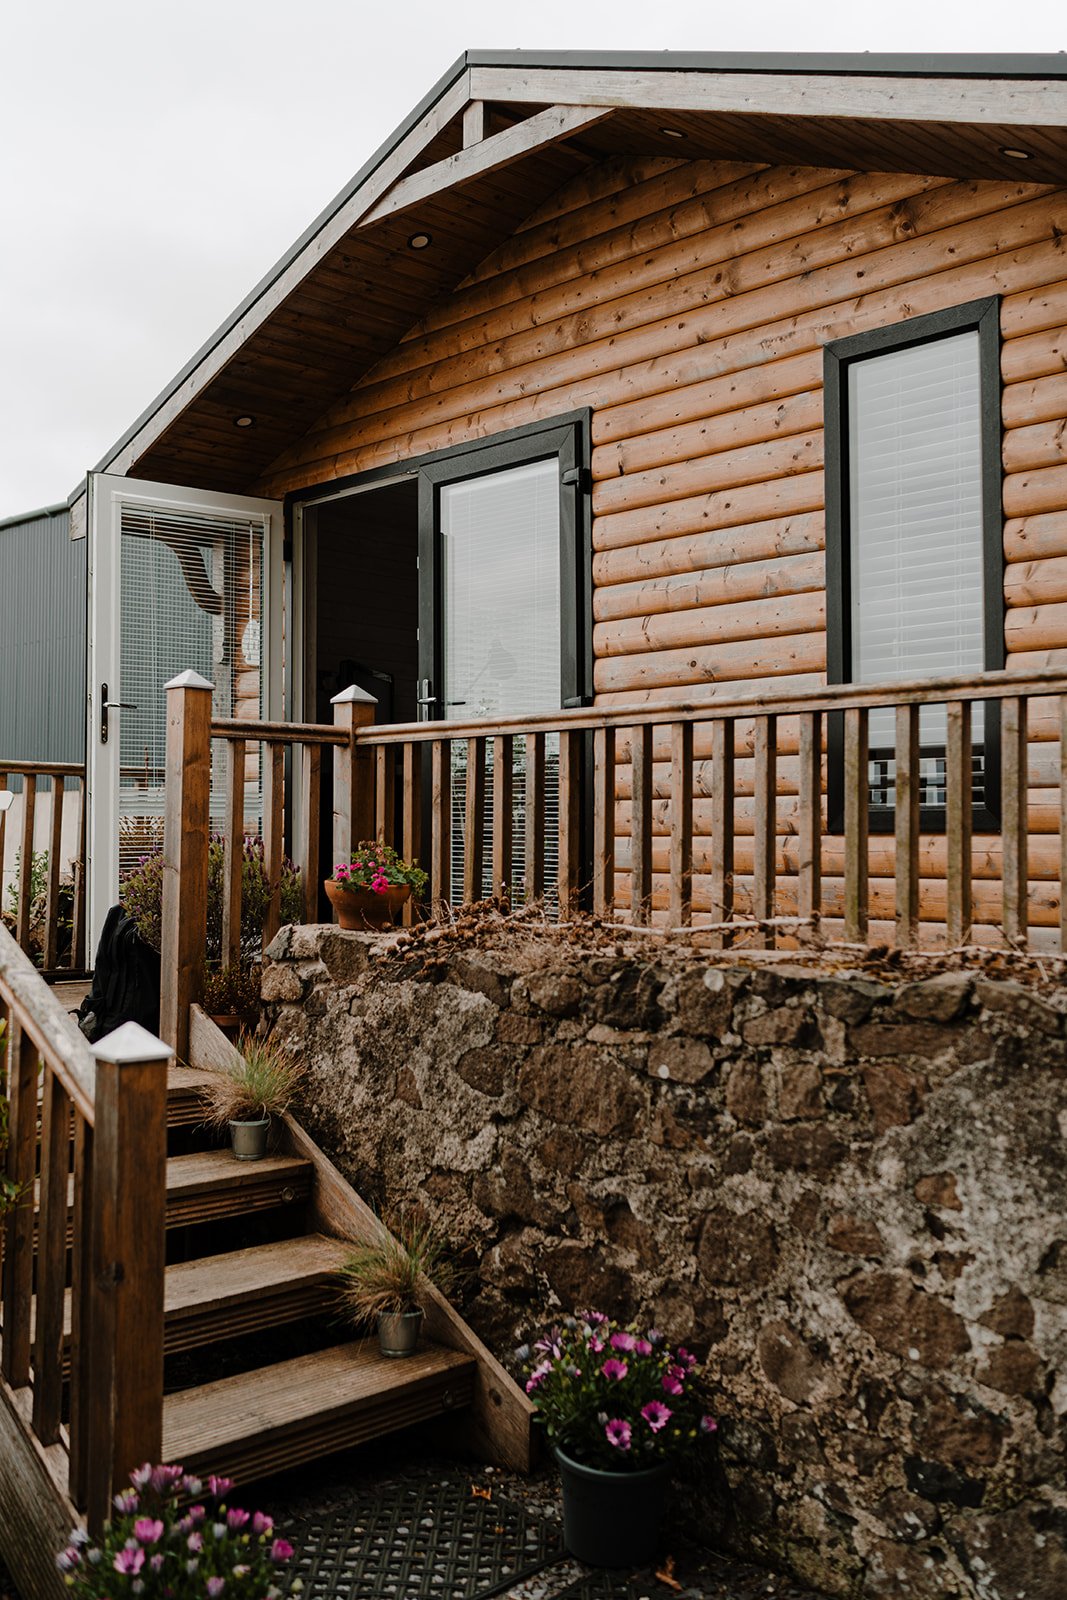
[16,773,36,949]
[895,703,921,949]
[558,729,581,921]
[709,719,735,947]
[491,735,513,903]
[463,737,486,903]
[668,721,693,928]
[376,745,394,846]
[630,724,653,925]
[524,733,546,904]
[32,1068,69,1440]
[71,777,87,970]
[300,742,321,924]
[68,1110,93,1509]
[263,741,284,947]
[752,715,777,945]
[946,700,973,947]
[593,725,616,920]
[44,777,64,970]
[843,707,869,943]
[222,738,245,969]
[430,739,451,908]
[797,711,822,924]
[402,743,422,927]
[1002,695,1028,949]
[1,1022,38,1384]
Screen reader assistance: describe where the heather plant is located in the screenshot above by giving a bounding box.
[56,1462,297,1597]
[331,841,427,898]
[121,834,302,960]
[201,961,262,1024]
[519,1312,717,1472]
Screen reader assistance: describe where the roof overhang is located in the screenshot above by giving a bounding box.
[73,49,1067,504]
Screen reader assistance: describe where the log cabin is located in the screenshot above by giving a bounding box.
[7,49,1067,958]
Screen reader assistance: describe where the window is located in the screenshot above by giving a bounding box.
[824,298,1002,830]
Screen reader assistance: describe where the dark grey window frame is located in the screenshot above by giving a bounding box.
[823,297,1003,833]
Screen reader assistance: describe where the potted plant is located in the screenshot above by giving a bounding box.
[519,1312,717,1568]
[325,841,428,931]
[201,1031,304,1160]
[121,833,303,962]
[201,960,262,1038]
[56,1461,294,1594]
[338,1213,453,1357]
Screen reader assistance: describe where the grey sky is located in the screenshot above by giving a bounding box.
[2,0,1063,514]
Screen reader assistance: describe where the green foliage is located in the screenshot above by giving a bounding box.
[5,848,49,918]
[200,1031,304,1128]
[331,841,428,899]
[121,834,302,961]
[339,1212,453,1322]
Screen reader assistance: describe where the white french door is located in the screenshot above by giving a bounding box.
[87,474,283,948]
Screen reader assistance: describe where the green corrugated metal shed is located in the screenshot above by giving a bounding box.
[0,503,86,767]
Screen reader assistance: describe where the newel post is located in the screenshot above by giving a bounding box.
[331,685,377,874]
[160,670,213,1060]
[86,1022,171,1534]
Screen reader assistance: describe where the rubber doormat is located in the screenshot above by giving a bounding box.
[286,1475,564,1599]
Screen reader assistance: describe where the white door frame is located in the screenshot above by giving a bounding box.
[87,472,284,949]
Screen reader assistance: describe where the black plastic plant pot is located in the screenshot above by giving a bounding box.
[554,1446,671,1567]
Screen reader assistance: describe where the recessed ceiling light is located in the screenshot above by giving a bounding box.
[660,127,685,139]
[234,415,255,428]
[1000,146,1032,160]
[408,231,432,250]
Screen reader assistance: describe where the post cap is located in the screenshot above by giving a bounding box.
[89,1021,173,1065]
[164,669,215,692]
[331,684,378,705]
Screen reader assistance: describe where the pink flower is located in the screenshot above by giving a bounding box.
[700,1413,719,1435]
[604,1418,632,1451]
[634,1339,653,1355]
[208,1475,234,1499]
[588,1336,605,1353]
[252,1511,274,1536]
[662,1372,683,1396]
[227,1507,250,1532]
[133,1517,164,1544]
[525,1360,552,1394]
[270,1538,294,1563]
[113,1548,145,1576]
[206,1579,226,1598]
[150,1554,165,1573]
[188,1505,206,1526]
[149,1465,184,1495]
[130,1464,153,1490]
[642,1400,672,1432]
[609,1331,636,1352]
[113,1489,140,1515]
[187,1532,204,1552]
[601,1358,628,1381]
[676,1347,698,1370]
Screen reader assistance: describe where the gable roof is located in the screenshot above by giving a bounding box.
[79,49,1067,502]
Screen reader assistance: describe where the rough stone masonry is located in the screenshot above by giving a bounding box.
[262,923,1067,1599]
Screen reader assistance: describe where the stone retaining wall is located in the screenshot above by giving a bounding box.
[263,925,1067,1598]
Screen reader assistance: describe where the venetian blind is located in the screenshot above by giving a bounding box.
[849,330,985,753]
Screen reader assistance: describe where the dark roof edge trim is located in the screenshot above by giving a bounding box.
[467,48,1067,79]
[84,50,472,490]
[0,502,68,531]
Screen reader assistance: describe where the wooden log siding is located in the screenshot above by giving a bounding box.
[254,154,1067,936]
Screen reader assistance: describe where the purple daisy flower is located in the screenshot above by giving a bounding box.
[642,1400,672,1432]
[601,1357,629,1381]
[609,1331,637,1352]
[604,1418,632,1450]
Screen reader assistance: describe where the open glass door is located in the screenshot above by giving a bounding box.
[87,473,283,948]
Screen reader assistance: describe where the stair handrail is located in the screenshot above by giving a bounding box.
[0,920,170,1542]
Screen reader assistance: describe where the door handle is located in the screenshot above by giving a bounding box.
[416,678,438,722]
[100,682,138,745]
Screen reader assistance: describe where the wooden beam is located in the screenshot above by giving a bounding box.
[362,103,614,226]
[463,101,486,147]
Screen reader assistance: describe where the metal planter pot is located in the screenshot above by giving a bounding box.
[229,1117,270,1160]
[554,1446,671,1567]
[378,1307,424,1358]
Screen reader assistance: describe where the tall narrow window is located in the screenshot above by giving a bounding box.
[825,298,1002,829]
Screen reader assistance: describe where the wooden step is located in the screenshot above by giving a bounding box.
[167,1065,217,1129]
[163,1233,350,1352]
[163,1150,313,1230]
[162,1339,477,1483]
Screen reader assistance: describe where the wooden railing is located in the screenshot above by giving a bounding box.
[159,664,1067,1040]
[0,921,171,1561]
[0,761,87,975]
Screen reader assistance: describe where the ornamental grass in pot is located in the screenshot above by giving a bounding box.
[326,842,428,930]
[519,1312,717,1568]
[201,1032,304,1160]
[338,1213,453,1358]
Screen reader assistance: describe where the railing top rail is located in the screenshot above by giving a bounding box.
[0,759,86,778]
[0,922,95,1123]
[210,717,347,747]
[352,667,1067,746]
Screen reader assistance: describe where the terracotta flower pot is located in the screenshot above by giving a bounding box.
[325,879,412,931]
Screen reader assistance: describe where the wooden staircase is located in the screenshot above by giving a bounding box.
[150,1005,528,1487]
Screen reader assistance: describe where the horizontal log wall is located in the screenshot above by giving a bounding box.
[259,156,1067,940]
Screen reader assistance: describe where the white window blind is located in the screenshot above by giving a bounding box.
[440,458,562,902]
[849,330,985,764]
